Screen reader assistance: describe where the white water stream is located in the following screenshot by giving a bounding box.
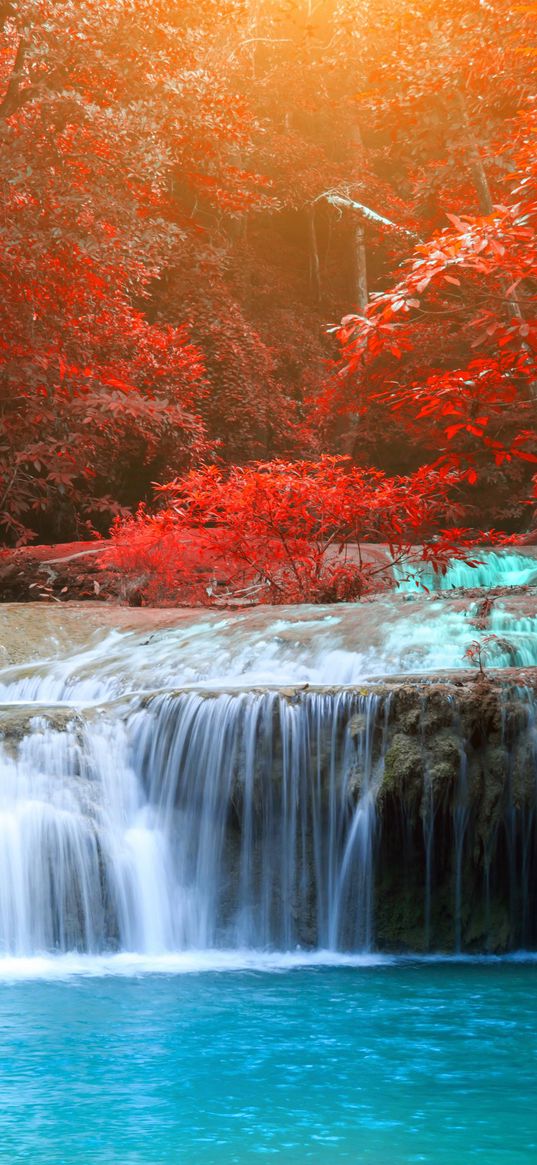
[0,548,535,960]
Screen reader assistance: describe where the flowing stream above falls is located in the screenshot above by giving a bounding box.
[395,548,537,592]
[0,547,536,960]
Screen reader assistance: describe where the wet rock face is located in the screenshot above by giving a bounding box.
[372,680,537,953]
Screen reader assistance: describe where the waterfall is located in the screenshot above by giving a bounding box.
[0,691,391,955]
[1,586,536,958]
[0,678,536,956]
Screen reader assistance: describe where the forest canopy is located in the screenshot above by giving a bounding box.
[0,0,535,597]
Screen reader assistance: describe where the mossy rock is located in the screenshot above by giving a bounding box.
[383,733,423,788]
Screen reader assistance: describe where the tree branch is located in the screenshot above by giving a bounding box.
[0,2,15,33]
[0,36,29,119]
[317,191,422,243]
[226,37,291,63]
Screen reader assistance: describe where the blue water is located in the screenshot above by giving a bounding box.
[0,960,536,1163]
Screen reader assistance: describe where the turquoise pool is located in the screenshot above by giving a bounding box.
[0,958,536,1163]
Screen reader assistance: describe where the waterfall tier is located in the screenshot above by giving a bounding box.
[0,676,536,957]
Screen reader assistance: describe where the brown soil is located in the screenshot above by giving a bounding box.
[0,542,121,603]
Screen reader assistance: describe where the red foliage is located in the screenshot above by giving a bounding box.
[328,101,537,522]
[105,456,491,605]
[0,0,265,542]
[0,0,535,562]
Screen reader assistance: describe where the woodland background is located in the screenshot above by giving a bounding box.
[0,0,535,600]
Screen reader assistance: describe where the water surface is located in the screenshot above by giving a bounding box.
[0,961,536,1164]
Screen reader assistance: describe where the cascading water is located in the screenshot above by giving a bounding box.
[1,674,536,957]
[394,548,537,592]
[0,543,536,960]
[0,715,177,955]
[0,690,389,955]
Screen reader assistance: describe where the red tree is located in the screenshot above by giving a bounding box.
[0,1,264,541]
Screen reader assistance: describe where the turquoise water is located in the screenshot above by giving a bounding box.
[0,961,536,1164]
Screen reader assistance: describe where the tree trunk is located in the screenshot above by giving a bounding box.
[454,88,494,216]
[353,223,368,312]
[455,88,526,328]
[350,125,368,312]
[308,206,322,303]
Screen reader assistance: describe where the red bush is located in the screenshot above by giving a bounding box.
[104,456,495,605]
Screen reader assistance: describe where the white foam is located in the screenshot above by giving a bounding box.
[0,948,394,980]
[0,948,536,981]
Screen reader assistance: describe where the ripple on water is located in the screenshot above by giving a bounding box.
[0,963,536,1164]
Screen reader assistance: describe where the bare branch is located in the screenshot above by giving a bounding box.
[227,37,291,63]
[316,190,422,243]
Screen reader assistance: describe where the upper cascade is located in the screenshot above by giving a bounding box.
[1,555,536,704]
[394,549,537,593]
